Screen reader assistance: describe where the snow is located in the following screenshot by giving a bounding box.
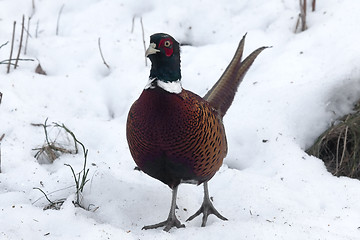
[1,0,360,239]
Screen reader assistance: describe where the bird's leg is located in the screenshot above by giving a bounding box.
[142,185,185,232]
[186,181,227,227]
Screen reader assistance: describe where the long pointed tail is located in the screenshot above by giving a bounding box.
[204,34,268,118]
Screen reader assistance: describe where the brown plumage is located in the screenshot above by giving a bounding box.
[126,33,267,231]
[127,88,227,189]
[204,34,267,117]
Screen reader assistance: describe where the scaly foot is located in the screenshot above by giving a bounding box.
[142,215,185,232]
[142,185,185,232]
[186,182,227,227]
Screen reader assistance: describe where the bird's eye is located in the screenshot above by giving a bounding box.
[164,40,171,47]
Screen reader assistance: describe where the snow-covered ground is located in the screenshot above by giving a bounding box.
[1,0,360,239]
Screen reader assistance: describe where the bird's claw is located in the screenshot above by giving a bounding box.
[186,198,227,227]
[142,217,185,232]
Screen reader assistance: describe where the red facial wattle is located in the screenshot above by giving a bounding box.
[159,38,174,57]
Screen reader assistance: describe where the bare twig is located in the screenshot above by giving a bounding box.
[24,17,31,55]
[0,41,8,50]
[7,21,16,74]
[339,126,349,170]
[0,133,4,174]
[97,38,110,69]
[31,123,44,127]
[0,92,2,104]
[36,20,39,38]
[56,4,65,36]
[33,187,67,210]
[32,118,75,163]
[0,58,34,65]
[335,128,344,176]
[31,0,36,17]
[295,0,308,33]
[300,0,307,31]
[58,122,90,207]
[32,120,91,210]
[33,187,56,205]
[14,15,25,69]
[140,17,147,67]
[131,15,135,33]
[312,0,316,12]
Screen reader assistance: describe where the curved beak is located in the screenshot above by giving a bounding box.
[145,43,160,57]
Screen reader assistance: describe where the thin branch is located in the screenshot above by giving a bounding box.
[24,17,31,55]
[131,15,135,33]
[140,17,147,67]
[0,133,4,173]
[335,128,343,176]
[31,0,36,17]
[300,0,307,31]
[97,38,110,69]
[0,41,8,50]
[32,185,74,205]
[36,20,39,38]
[14,15,25,69]
[33,187,55,205]
[7,21,16,74]
[295,0,308,33]
[312,0,316,12]
[339,126,349,169]
[0,92,2,105]
[56,4,65,36]
[53,123,80,154]
[0,58,34,65]
[43,118,51,147]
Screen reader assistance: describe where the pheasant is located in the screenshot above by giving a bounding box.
[126,33,267,231]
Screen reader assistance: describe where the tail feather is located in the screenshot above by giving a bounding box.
[204,34,268,118]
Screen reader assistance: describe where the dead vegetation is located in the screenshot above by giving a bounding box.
[0,133,4,173]
[295,0,317,33]
[1,15,34,73]
[32,119,91,210]
[0,94,3,173]
[32,118,78,164]
[307,102,360,179]
[131,15,147,66]
[97,37,110,69]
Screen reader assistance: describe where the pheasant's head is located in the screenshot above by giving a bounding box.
[146,33,181,84]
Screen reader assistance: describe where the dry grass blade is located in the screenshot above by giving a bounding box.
[312,0,316,11]
[98,38,110,69]
[14,15,25,69]
[0,133,4,174]
[24,17,31,55]
[307,102,360,179]
[32,118,77,163]
[140,17,147,67]
[33,187,66,210]
[0,41,9,50]
[7,21,16,74]
[32,119,92,210]
[56,4,65,35]
[295,0,308,33]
